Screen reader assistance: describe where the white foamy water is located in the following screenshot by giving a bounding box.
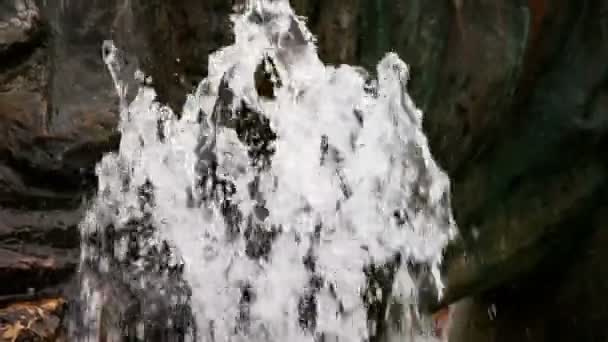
[78,1,456,341]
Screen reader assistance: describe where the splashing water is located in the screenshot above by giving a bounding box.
[78,1,456,341]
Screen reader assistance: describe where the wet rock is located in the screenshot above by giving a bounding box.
[435,0,608,309]
[0,0,119,316]
[444,202,608,341]
[0,248,77,297]
[0,1,79,302]
[0,208,81,251]
[121,0,235,112]
[0,0,42,58]
[431,307,450,339]
[0,298,66,342]
[291,0,361,65]
[0,1,120,199]
[254,55,282,99]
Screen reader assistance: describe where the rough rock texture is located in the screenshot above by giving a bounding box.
[438,0,608,308]
[448,209,608,341]
[0,298,66,342]
[0,0,119,333]
[117,0,235,112]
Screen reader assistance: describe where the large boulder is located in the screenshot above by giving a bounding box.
[437,0,608,308]
[0,0,120,333]
[117,0,235,112]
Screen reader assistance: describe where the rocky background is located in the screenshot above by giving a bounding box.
[1,0,608,341]
[0,0,118,340]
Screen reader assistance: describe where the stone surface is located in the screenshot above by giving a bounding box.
[448,207,608,341]
[0,0,120,197]
[0,298,66,342]
[0,208,81,296]
[120,0,235,112]
[0,0,42,57]
[0,247,76,296]
[436,0,608,308]
[0,0,119,320]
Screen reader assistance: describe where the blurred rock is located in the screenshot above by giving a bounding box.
[0,0,120,197]
[0,207,82,286]
[436,0,608,309]
[0,0,42,57]
[0,0,118,312]
[0,247,77,297]
[0,298,66,342]
[122,0,235,112]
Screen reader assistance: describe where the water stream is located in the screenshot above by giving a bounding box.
[76,1,456,341]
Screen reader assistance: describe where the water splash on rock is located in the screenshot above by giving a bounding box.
[77,1,456,341]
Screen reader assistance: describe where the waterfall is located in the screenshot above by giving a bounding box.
[76,1,456,341]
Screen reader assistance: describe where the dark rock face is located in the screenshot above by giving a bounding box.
[0,0,120,333]
[448,211,608,341]
[0,214,79,296]
[120,0,236,112]
[440,0,608,306]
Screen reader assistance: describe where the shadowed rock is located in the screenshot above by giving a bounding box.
[0,1,120,332]
[0,0,42,58]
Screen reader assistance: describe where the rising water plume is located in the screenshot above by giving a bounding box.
[77,1,456,341]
